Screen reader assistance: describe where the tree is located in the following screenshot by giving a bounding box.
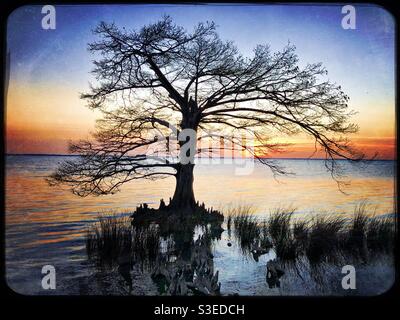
[49,16,363,212]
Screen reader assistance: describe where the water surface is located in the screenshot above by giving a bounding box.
[5,155,395,295]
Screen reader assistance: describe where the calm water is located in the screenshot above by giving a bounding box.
[5,155,396,295]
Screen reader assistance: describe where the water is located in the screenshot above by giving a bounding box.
[5,155,396,295]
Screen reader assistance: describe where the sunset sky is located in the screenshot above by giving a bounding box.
[6,4,395,159]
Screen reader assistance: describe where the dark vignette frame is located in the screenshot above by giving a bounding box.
[0,0,398,318]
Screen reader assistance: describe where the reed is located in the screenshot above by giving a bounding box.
[86,213,160,267]
[86,213,133,266]
[266,208,297,262]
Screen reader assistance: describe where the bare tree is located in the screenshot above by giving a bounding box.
[49,16,363,212]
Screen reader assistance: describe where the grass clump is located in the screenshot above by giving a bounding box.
[293,220,309,251]
[233,214,260,250]
[367,216,395,255]
[86,213,133,267]
[86,213,160,268]
[343,203,370,261]
[225,202,394,266]
[306,215,345,264]
[266,208,297,262]
[224,205,261,252]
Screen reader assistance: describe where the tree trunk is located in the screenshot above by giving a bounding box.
[170,163,196,211]
[170,103,199,213]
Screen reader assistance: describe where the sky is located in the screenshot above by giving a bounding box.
[5,4,396,159]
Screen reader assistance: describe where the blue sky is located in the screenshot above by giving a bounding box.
[7,4,395,95]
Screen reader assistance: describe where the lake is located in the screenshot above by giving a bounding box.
[5,155,395,295]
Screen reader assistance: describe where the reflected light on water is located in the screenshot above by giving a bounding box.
[5,156,395,295]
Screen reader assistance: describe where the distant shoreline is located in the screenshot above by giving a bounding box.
[5,154,395,161]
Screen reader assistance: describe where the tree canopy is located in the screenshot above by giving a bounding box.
[49,16,364,201]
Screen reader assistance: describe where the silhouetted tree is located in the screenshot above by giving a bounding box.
[49,16,363,212]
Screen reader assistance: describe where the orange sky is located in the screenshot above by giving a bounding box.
[6,80,395,159]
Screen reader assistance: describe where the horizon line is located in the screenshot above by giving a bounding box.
[5,153,395,161]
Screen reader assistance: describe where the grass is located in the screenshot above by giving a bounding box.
[225,205,260,251]
[86,213,132,266]
[233,214,260,251]
[86,212,160,268]
[306,215,345,264]
[87,203,395,271]
[367,216,395,254]
[82,203,395,296]
[263,204,395,266]
[226,203,394,266]
[343,203,370,261]
[293,220,308,251]
[266,208,297,263]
